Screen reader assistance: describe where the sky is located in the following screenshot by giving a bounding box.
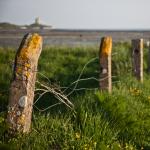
[0,0,150,29]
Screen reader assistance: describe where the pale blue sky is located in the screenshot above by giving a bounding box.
[0,0,150,29]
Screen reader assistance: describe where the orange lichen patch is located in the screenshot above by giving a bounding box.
[15,34,42,79]
[17,114,25,125]
[140,39,143,50]
[16,67,22,74]
[25,72,30,78]
[18,33,42,61]
[24,63,31,68]
[29,33,42,49]
[100,37,112,56]
[15,63,31,78]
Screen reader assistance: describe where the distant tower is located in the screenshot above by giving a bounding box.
[35,17,40,25]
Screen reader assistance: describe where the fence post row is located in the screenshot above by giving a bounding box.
[132,39,143,82]
[7,33,42,134]
[99,37,112,93]
[6,33,146,134]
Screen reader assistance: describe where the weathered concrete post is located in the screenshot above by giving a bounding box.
[7,33,42,134]
[99,37,112,93]
[132,39,143,82]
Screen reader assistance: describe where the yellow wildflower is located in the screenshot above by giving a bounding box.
[129,87,141,96]
[93,142,97,147]
[75,132,80,139]
[83,144,88,150]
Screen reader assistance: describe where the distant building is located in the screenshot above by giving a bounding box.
[29,17,52,30]
[35,17,40,25]
[20,26,27,29]
[0,18,52,30]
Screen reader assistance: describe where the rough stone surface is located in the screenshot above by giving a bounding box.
[99,37,112,93]
[7,33,42,134]
[132,39,143,82]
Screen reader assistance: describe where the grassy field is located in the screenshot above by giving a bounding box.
[0,43,150,149]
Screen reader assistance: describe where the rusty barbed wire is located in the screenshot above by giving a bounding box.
[3,56,119,113]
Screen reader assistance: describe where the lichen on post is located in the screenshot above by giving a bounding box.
[99,37,112,93]
[132,39,143,82]
[7,33,43,134]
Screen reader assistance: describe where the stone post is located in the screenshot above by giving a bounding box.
[7,33,42,134]
[99,37,112,93]
[132,39,143,82]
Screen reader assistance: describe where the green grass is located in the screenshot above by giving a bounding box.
[0,43,150,149]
